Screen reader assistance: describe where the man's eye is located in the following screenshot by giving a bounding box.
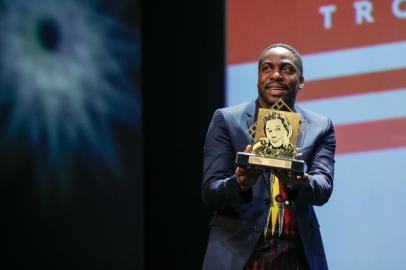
[262,66,271,72]
[282,66,294,73]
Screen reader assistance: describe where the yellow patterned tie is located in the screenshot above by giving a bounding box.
[270,175,280,236]
[264,174,284,238]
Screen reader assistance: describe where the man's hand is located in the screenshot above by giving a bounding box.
[235,145,263,191]
[273,169,309,188]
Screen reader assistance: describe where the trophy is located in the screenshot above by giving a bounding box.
[235,99,306,174]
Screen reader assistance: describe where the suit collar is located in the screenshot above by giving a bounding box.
[294,105,309,149]
[244,99,257,130]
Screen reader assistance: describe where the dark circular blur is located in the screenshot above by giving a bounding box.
[36,17,61,52]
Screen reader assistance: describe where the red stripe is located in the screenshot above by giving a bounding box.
[228,0,406,64]
[335,118,406,154]
[297,69,406,101]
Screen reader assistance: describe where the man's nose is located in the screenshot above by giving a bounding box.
[270,69,283,80]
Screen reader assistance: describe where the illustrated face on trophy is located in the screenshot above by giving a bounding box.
[235,99,306,173]
[264,113,292,148]
[252,110,300,160]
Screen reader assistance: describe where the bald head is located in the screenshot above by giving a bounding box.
[258,43,303,77]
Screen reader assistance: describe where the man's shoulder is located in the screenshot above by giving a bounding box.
[217,100,254,116]
[295,105,331,124]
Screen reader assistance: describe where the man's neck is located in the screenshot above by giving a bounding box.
[256,98,295,111]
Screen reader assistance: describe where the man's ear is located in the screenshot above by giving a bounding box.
[299,77,305,89]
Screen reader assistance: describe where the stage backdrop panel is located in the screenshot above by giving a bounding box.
[227,1,406,269]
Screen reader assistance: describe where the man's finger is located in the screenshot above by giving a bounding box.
[244,144,252,153]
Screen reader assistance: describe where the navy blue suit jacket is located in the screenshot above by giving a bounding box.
[202,100,336,270]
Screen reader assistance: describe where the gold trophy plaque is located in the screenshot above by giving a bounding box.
[235,100,306,174]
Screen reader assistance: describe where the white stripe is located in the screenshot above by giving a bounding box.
[297,88,406,126]
[227,41,406,106]
[226,64,258,106]
[317,147,406,269]
[304,41,406,80]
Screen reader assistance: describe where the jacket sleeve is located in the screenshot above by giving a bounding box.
[202,110,252,211]
[294,118,336,206]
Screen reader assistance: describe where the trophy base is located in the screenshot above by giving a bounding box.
[235,152,307,174]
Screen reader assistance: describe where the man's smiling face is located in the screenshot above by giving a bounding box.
[257,47,303,108]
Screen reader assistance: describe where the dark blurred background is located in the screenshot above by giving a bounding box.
[0,0,224,269]
[142,0,224,269]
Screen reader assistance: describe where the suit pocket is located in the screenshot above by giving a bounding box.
[209,215,243,230]
[209,215,258,239]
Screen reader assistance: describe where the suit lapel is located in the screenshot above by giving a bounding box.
[242,100,257,144]
[295,105,308,149]
[243,101,272,199]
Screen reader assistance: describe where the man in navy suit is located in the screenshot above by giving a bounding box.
[202,44,335,270]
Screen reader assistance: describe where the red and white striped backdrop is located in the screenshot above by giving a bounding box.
[226,0,406,155]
